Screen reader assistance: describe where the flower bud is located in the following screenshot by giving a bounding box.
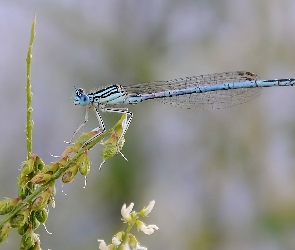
[31,187,52,210]
[138,200,155,217]
[34,208,48,224]
[31,215,40,230]
[101,131,119,162]
[63,130,100,159]
[0,222,11,243]
[75,130,100,147]
[112,231,123,246]
[20,157,35,178]
[17,223,29,235]
[29,240,42,250]
[78,150,91,176]
[31,173,53,184]
[17,176,31,199]
[129,234,140,250]
[33,155,45,171]
[10,208,30,228]
[20,226,35,249]
[99,122,127,170]
[61,145,78,161]
[0,197,20,215]
[62,163,79,183]
[41,162,61,175]
[18,186,30,200]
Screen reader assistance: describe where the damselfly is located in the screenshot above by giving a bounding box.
[72,71,295,142]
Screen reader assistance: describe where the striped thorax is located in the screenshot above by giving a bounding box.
[74,85,128,108]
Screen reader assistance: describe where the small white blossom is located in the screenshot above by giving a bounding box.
[137,244,147,250]
[139,224,159,235]
[112,231,123,246]
[123,242,131,250]
[112,236,121,246]
[97,239,110,250]
[121,202,134,222]
[139,200,155,217]
[129,236,147,250]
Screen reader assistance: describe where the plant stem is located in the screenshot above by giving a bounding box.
[26,13,36,158]
[0,128,112,229]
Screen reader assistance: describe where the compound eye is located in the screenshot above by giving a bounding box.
[75,88,84,97]
[73,93,90,106]
[79,94,90,106]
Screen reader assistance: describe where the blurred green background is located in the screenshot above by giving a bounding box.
[1,1,295,249]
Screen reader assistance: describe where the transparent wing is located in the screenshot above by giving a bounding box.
[124,71,261,109]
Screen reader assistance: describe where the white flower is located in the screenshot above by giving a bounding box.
[112,236,121,246]
[123,242,131,250]
[112,231,123,246]
[97,239,109,250]
[140,224,159,235]
[126,241,147,250]
[139,200,155,217]
[137,244,147,250]
[121,202,134,222]
[130,239,147,250]
[136,220,159,235]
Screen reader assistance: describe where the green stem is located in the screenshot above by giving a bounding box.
[0,128,113,229]
[26,13,36,158]
[120,215,138,247]
[125,223,134,235]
